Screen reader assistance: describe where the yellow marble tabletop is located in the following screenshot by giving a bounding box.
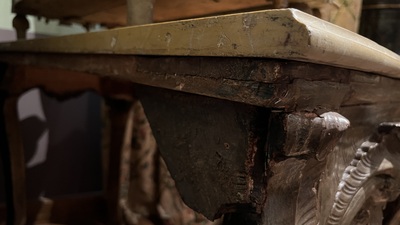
[1,8,399,78]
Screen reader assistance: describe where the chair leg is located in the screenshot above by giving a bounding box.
[0,96,27,225]
[104,99,134,225]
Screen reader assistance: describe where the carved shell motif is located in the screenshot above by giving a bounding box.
[327,123,400,225]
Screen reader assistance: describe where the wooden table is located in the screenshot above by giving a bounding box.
[1,8,400,225]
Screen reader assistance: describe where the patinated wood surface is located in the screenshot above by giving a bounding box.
[1,54,400,112]
[135,85,268,219]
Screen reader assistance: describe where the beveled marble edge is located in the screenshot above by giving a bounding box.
[0,8,399,78]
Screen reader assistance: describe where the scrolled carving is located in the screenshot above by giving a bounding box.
[268,111,350,160]
[326,123,400,225]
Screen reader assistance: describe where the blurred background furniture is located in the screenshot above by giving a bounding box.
[359,0,400,53]
[11,0,363,39]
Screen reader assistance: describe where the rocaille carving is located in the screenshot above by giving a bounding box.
[327,123,400,225]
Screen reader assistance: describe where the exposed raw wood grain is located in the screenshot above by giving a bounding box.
[1,9,399,78]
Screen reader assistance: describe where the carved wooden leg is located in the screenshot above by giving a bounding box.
[104,98,134,224]
[12,14,29,40]
[0,96,27,225]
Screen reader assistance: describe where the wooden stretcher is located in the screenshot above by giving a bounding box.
[1,8,400,225]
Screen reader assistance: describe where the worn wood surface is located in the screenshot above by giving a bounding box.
[1,9,399,78]
[1,55,400,113]
[135,85,269,220]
